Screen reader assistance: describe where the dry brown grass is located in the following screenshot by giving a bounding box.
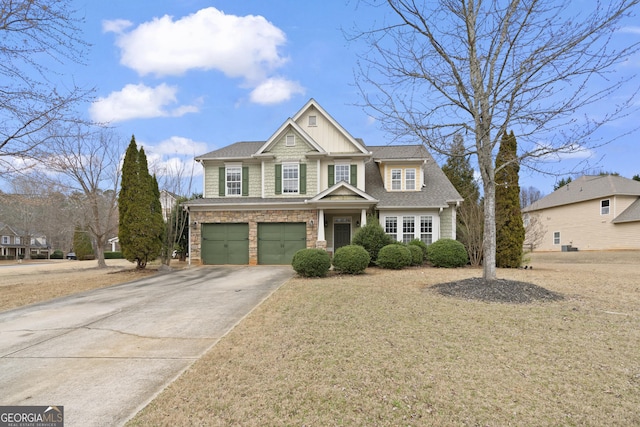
[127,251,640,426]
[0,259,177,311]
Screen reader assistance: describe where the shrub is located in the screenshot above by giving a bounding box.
[104,251,124,259]
[291,248,331,278]
[50,250,64,259]
[332,245,370,274]
[407,244,424,266]
[427,239,469,268]
[408,239,428,261]
[351,217,394,264]
[376,244,412,269]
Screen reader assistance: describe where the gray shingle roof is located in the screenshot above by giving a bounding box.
[366,145,463,208]
[195,141,264,160]
[613,198,640,223]
[523,175,640,212]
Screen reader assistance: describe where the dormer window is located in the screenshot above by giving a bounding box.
[308,115,317,126]
[286,134,295,147]
[391,169,402,190]
[405,169,416,190]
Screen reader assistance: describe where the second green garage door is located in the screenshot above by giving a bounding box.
[201,223,249,265]
[258,223,307,265]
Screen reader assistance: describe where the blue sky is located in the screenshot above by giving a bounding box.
[52,1,640,195]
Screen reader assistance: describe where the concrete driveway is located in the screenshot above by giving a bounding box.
[0,265,293,426]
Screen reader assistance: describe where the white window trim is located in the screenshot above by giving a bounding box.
[225,165,242,196]
[282,162,300,194]
[285,134,296,147]
[553,231,561,245]
[335,163,350,184]
[600,199,610,215]
[405,168,416,190]
[391,169,402,190]
[308,115,317,126]
[382,213,439,243]
[2,236,9,245]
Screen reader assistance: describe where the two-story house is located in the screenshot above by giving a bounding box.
[183,99,462,265]
[0,222,50,260]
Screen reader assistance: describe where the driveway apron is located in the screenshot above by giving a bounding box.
[0,265,293,426]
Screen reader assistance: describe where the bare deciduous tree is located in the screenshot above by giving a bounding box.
[0,0,92,172]
[353,0,640,280]
[45,126,122,268]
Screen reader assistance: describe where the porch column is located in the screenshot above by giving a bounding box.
[318,209,325,241]
[361,209,367,227]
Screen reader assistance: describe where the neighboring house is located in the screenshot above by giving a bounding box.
[160,189,179,222]
[183,99,462,265]
[0,222,50,259]
[522,175,640,251]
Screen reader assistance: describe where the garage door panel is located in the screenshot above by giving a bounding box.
[201,223,249,265]
[258,223,306,265]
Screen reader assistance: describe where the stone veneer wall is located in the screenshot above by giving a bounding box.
[190,209,317,265]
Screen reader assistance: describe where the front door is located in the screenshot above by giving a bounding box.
[334,223,351,252]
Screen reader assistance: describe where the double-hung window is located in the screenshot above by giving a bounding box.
[15,237,20,245]
[391,169,402,190]
[402,216,415,243]
[2,236,9,245]
[385,216,398,239]
[405,169,416,190]
[335,164,350,184]
[601,199,610,215]
[420,216,433,245]
[226,166,241,196]
[282,163,299,194]
[553,231,561,245]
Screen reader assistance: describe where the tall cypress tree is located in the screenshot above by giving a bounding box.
[118,136,164,269]
[495,131,525,268]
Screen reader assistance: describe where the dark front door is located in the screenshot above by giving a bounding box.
[334,223,351,252]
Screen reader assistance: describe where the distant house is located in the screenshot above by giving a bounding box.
[183,99,462,265]
[0,222,50,259]
[160,190,179,222]
[522,175,640,251]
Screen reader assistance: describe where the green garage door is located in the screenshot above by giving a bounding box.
[258,223,307,265]
[201,223,249,265]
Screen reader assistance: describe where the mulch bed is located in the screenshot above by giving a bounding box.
[432,278,564,304]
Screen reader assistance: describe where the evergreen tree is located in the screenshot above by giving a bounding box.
[442,134,484,266]
[495,131,525,268]
[73,225,94,260]
[633,174,640,182]
[118,136,164,269]
[554,177,573,191]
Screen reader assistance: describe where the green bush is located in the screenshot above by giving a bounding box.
[291,248,331,278]
[427,239,469,268]
[407,244,424,266]
[51,250,64,259]
[332,245,370,274]
[351,217,394,264]
[376,244,412,269]
[31,254,48,260]
[408,239,428,261]
[104,251,124,259]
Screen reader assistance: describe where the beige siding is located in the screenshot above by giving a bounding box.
[381,163,423,191]
[529,196,640,251]
[295,106,359,153]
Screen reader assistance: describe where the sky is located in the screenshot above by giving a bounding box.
[15,0,640,196]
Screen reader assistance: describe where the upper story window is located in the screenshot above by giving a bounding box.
[31,237,36,245]
[601,199,610,215]
[405,169,416,190]
[335,164,350,184]
[226,166,242,196]
[15,236,21,245]
[308,115,317,126]
[282,163,299,194]
[286,134,295,147]
[391,169,402,190]
[2,236,9,245]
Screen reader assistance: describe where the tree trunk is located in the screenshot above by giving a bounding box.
[483,179,497,281]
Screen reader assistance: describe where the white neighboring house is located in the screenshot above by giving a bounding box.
[160,190,179,222]
[522,175,640,251]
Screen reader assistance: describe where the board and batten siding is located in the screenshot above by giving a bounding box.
[531,195,640,251]
[295,107,357,154]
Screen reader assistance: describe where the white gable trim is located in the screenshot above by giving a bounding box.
[255,119,325,155]
[292,99,370,155]
[308,181,378,202]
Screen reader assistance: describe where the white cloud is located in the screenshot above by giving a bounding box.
[106,7,288,81]
[89,83,199,123]
[620,26,640,34]
[154,136,209,157]
[102,19,133,34]
[249,78,305,105]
